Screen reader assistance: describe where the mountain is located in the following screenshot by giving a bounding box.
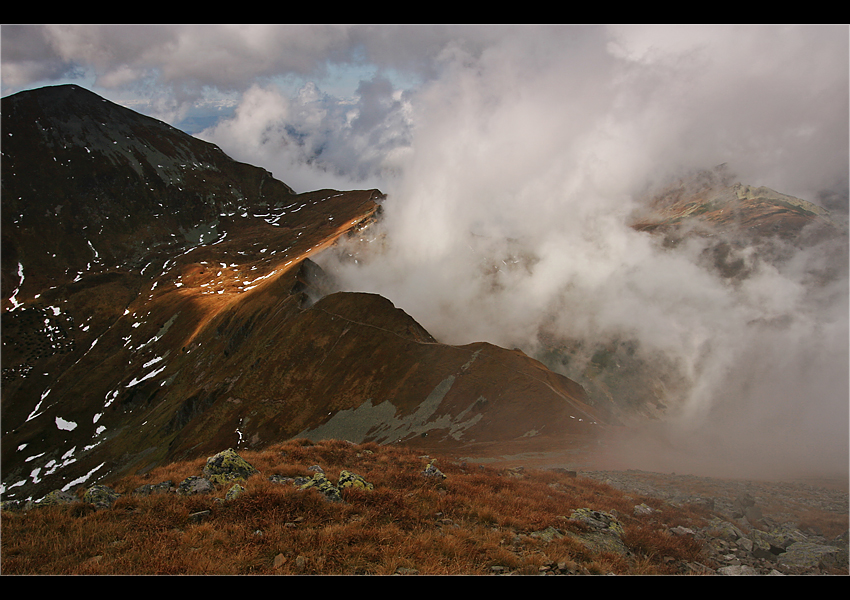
[1,85,603,502]
[531,163,847,428]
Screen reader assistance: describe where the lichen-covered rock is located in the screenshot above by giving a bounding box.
[530,526,564,543]
[83,484,121,509]
[569,508,625,536]
[299,472,342,502]
[225,483,245,501]
[202,448,258,486]
[36,489,78,507]
[706,517,746,542]
[177,475,214,496]
[634,503,655,516]
[777,541,844,570]
[269,474,297,485]
[567,508,630,556]
[338,470,374,491]
[133,481,173,496]
[422,460,446,479]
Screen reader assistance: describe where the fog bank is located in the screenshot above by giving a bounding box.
[314,26,849,479]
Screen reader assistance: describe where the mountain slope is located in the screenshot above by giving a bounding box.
[1,85,603,502]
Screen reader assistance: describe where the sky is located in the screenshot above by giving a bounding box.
[2,24,849,479]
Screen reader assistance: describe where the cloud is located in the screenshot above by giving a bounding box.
[312,25,849,478]
[196,76,414,193]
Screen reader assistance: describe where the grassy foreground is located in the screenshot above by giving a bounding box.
[1,438,710,575]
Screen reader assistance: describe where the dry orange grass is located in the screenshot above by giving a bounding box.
[1,438,712,575]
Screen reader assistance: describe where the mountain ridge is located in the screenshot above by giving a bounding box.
[1,85,604,502]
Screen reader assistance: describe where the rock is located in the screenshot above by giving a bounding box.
[567,508,630,556]
[684,562,715,575]
[549,468,577,477]
[736,537,754,552]
[36,489,78,507]
[300,472,342,502]
[718,565,760,575]
[750,529,788,558]
[743,505,763,522]
[202,448,258,485]
[634,503,655,516]
[706,517,746,542]
[569,508,625,535]
[777,542,843,570]
[0,499,27,512]
[269,474,299,485]
[422,460,446,479]
[296,555,307,572]
[689,497,715,511]
[735,492,756,509]
[133,481,173,496]
[225,483,245,501]
[177,475,214,496]
[83,484,121,509]
[530,526,564,543]
[337,470,374,491]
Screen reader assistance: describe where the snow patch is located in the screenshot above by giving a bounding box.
[56,416,78,431]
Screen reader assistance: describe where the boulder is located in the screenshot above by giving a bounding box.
[83,484,121,509]
[177,475,214,496]
[36,489,78,507]
[202,448,258,485]
[777,542,844,570]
